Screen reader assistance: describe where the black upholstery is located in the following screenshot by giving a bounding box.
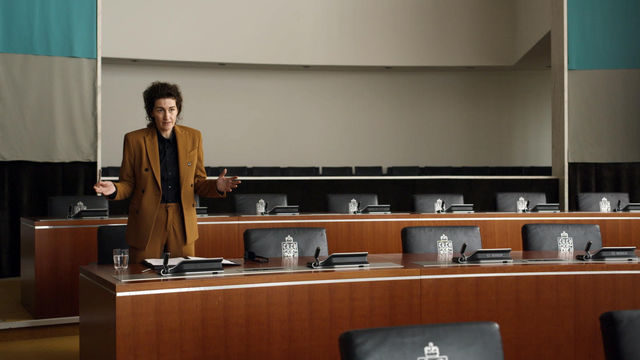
[243,227,328,258]
[209,166,248,176]
[251,167,282,176]
[413,194,465,213]
[354,166,383,176]
[387,166,421,176]
[282,167,320,176]
[600,309,640,360]
[402,226,482,254]
[578,192,630,211]
[47,195,108,218]
[101,166,120,177]
[339,321,504,360]
[234,194,287,215]
[495,192,547,212]
[521,223,602,251]
[97,225,128,265]
[327,194,378,213]
[322,166,353,176]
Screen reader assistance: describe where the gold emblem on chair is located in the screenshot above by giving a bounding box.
[417,342,448,360]
[281,235,298,258]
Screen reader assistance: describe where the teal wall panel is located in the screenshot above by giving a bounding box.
[0,0,96,59]
[568,0,640,70]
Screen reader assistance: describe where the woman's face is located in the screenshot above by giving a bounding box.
[152,98,178,137]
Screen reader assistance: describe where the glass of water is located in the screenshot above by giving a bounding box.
[113,249,129,270]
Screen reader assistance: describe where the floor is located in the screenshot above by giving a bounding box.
[0,278,79,359]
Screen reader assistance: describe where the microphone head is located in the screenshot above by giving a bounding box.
[314,246,321,260]
[584,241,592,252]
[460,242,467,256]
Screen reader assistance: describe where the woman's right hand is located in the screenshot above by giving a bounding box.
[94,181,116,196]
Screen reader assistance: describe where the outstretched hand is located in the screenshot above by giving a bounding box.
[216,168,241,193]
[94,181,116,196]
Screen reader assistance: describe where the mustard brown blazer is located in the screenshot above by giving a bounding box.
[113,125,223,250]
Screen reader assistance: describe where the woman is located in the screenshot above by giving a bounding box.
[94,81,240,263]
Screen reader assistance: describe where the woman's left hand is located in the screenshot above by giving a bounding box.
[216,168,241,193]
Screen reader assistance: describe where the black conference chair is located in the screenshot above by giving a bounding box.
[243,227,328,258]
[521,223,602,251]
[495,192,546,212]
[387,166,421,176]
[97,225,128,265]
[250,167,282,176]
[354,166,383,176]
[322,166,353,176]
[600,309,640,360]
[327,194,378,213]
[282,167,320,176]
[578,192,630,212]
[402,226,482,254]
[233,194,288,215]
[413,194,464,213]
[339,321,504,360]
[47,195,108,218]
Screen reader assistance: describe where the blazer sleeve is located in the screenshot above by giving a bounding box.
[113,133,136,200]
[193,131,224,198]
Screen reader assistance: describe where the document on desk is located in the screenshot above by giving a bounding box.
[144,256,239,269]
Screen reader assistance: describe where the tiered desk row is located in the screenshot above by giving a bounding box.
[20,211,640,360]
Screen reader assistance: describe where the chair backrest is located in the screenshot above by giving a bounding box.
[250,167,282,176]
[578,192,630,211]
[402,226,482,254]
[413,194,465,213]
[354,166,383,176]
[234,194,288,215]
[521,223,602,251]
[97,225,128,265]
[600,310,640,360]
[47,195,108,218]
[327,194,378,213]
[282,167,320,176]
[322,167,353,176]
[339,321,504,360]
[243,227,328,258]
[495,192,546,212]
[387,166,421,176]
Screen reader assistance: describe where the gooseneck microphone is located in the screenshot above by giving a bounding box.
[162,252,170,274]
[312,246,321,268]
[583,241,593,260]
[456,243,468,263]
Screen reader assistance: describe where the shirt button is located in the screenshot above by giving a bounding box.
[168,185,172,189]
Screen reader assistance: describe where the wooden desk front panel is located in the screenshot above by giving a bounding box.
[420,266,640,360]
[79,268,422,360]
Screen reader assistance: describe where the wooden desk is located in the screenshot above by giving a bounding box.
[79,253,640,360]
[22,212,640,318]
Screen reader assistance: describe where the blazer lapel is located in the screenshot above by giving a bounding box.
[144,128,162,189]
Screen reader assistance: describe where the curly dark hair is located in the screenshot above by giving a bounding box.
[143,81,183,128]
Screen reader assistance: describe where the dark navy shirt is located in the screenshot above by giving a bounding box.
[157,130,180,203]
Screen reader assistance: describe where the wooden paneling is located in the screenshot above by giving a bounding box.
[79,274,116,360]
[79,257,640,360]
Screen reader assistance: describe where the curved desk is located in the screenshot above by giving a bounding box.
[79,252,640,360]
[22,212,640,318]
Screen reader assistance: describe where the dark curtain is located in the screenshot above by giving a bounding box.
[0,161,96,278]
[569,163,640,210]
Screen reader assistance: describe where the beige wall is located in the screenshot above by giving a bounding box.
[102,0,548,66]
[101,61,551,167]
[568,69,640,162]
